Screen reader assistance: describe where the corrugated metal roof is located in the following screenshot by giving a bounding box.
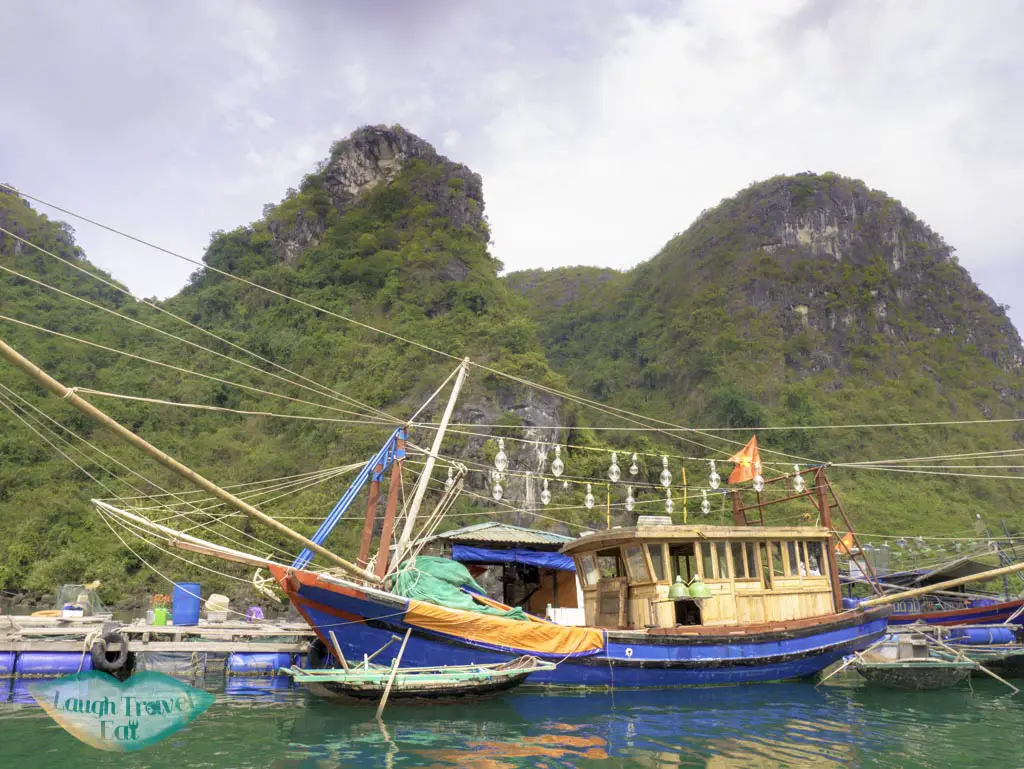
[429,522,574,546]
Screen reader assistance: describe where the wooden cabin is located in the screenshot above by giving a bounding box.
[562,523,839,630]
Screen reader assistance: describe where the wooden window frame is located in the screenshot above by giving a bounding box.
[646,542,668,583]
[622,543,652,583]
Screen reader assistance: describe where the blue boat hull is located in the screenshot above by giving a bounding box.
[277,570,889,688]
[889,597,1024,626]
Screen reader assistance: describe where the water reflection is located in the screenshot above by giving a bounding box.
[2,673,1024,767]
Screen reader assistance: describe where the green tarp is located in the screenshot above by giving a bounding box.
[391,556,528,621]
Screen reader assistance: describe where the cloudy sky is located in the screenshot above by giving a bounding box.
[2,0,1023,328]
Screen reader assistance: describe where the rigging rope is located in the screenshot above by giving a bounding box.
[0,185,822,465]
[0,260,403,424]
[423,417,1024,432]
[76,388,397,425]
[0,314,391,420]
[0,224,397,422]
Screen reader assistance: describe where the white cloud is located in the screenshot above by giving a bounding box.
[442,129,462,149]
[2,0,1022,327]
[481,0,1024,315]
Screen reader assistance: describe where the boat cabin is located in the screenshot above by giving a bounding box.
[562,523,838,629]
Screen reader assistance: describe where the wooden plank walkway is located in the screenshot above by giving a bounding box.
[0,616,316,656]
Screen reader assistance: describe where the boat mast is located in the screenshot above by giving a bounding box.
[394,357,470,563]
[0,337,381,584]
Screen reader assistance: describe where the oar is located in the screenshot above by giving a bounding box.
[817,637,887,687]
[328,630,350,673]
[376,628,412,720]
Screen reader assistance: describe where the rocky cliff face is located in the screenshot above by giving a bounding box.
[622,173,1023,384]
[703,174,1022,373]
[507,171,1023,437]
[269,125,487,265]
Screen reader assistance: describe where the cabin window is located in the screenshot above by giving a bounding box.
[732,542,758,580]
[806,541,825,576]
[669,544,697,582]
[578,554,599,586]
[699,542,715,579]
[597,549,622,579]
[787,542,803,576]
[648,544,666,581]
[715,542,731,578]
[623,544,651,582]
[771,542,786,577]
[760,543,772,588]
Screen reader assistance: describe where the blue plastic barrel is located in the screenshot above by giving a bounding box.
[172,582,202,626]
[948,627,1016,645]
[15,652,92,676]
[226,652,291,675]
[0,652,15,677]
[841,597,862,610]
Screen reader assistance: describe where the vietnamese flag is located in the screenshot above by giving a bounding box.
[727,435,761,484]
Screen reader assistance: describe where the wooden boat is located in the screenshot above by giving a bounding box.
[891,596,1024,627]
[854,657,975,690]
[0,343,900,689]
[936,645,1024,678]
[270,517,890,688]
[282,655,556,702]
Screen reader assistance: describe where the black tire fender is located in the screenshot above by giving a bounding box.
[91,631,129,673]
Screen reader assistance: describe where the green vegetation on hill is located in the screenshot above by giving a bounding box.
[505,173,1024,537]
[0,143,1021,607]
[0,128,566,606]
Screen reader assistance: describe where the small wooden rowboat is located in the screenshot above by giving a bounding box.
[853,658,976,690]
[282,655,557,703]
[938,645,1024,679]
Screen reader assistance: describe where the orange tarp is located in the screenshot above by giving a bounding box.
[403,599,604,655]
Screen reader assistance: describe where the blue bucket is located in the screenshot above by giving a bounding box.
[172,582,202,626]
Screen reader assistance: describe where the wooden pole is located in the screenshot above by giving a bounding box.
[927,632,1019,694]
[731,491,745,526]
[327,630,350,673]
[816,637,887,687]
[376,627,411,719]
[93,499,274,569]
[816,468,844,613]
[827,478,882,595]
[0,337,380,584]
[375,457,404,580]
[859,559,1024,608]
[394,358,469,562]
[356,468,383,568]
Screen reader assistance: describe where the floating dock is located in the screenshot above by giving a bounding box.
[0,614,316,677]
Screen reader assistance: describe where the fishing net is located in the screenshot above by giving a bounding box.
[391,556,528,621]
[55,584,110,616]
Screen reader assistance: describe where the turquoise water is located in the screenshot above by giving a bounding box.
[2,674,1022,767]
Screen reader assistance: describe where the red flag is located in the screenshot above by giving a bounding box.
[727,436,761,484]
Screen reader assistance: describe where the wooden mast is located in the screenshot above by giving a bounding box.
[0,337,381,584]
[815,467,845,613]
[394,357,469,562]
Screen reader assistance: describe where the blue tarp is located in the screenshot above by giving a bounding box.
[451,544,576,572]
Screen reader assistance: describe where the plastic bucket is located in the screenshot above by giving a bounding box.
[172,582,202,626]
